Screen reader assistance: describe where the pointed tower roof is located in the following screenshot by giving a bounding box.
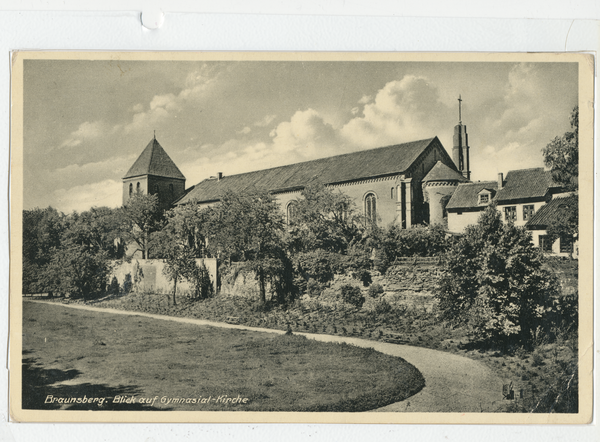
[423,161,469,183]
[123,138,185,180]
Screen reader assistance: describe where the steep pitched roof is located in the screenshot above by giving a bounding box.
[526,194,578,228]
[494,168,558,203]
[446,181,498,210]
[423,161,469,182]
[177,137,439,205]
[123,138,186,180]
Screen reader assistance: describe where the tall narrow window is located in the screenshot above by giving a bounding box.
[169,183,174,197]
[365,193,377,223]
[523,204,535,221]
[391,187,395,199]
[504,206,517,223]
[154,184,159,195]
[129,183,133,197]
[559,236,573,254]
[287,201,298,225]
[539,235,553,253]
[136,182,141,193]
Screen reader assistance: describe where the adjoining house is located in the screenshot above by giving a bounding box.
[525,194,578,257]
[446,168,565,233]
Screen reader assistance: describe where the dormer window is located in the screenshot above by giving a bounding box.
[479,194,489,204]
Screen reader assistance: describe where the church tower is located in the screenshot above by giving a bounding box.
[122,136,186,211]
[452,95,471,180]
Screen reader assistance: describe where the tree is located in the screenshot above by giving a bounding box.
[542,106,578,190]
[203,190,290,304]
[22,207,65,293]
[542,106,579,243]
[286,183,363,254]
[62,206,125,258]
[44,244,112,300]
[121,193,163,259]
[153,204,212,305]
[436,205,558,348]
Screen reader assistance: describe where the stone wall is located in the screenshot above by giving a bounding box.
[110,258,218,296]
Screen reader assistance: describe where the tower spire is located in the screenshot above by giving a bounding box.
[458,94,462,124]
[153,130,156,140]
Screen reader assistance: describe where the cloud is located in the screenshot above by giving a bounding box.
[238,126,252,135]
[341,76,450,148]
[52,179,123,213]
[60,121,106,148]
[124,64,221,134]
[254,114,276,127]
[270,108,339,158]
[358,94,372,104]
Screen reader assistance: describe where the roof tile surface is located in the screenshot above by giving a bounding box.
[177,137,438,204]
[124,138,186,180]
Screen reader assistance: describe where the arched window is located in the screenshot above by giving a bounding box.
[129,183,133,197]
[391,187,395,199]
[136,182,141,194]
[287,201,298,225]
[365,193,377,223]
[154,184,159,195]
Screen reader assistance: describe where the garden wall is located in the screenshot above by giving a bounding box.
[219,256,442,310]
[110,258,218,295]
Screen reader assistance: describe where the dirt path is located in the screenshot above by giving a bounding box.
[28,301,504,413]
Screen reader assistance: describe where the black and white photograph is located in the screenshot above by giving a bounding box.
[9,52,593,423]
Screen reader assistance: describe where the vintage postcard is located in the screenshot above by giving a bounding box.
[9,51,593,424]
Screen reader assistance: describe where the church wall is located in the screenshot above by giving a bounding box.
[330,176,403,226]
[147,175,186,212]
[423,183,458,227]
[122,176,148,205]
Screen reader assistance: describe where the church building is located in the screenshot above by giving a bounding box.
[123,104,474,229]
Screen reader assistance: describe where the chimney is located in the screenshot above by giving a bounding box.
[498,173,503,190]
[217,172,223,181]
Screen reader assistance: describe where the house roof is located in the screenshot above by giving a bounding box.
[494,168,558,203]
[526,194,578,228]
[423,161,469,182]
[177,137,439,205]
[123,138,186,180]
[446,181,498,210]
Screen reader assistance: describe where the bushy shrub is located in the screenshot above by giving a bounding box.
[108,276,120,296]
[190,262,214,299]
[367,283,384,298]
[306,278,322,297]
[436,205,560,348]
[340,284,364,308]
[293,249,342,285]
[373,298,392,315]
[122,273,133,295]
[376,224,448,273]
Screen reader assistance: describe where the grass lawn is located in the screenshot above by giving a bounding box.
[22,301,424,412]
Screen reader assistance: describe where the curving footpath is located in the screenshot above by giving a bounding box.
[29,301,504,413]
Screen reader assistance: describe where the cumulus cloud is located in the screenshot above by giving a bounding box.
[53,179,122,213]
[270,108,340,158]
[124,65,221,134]
[254,114,276,127]
[60,120,107,148]
[341,76,449,148]
[237,126,252,135]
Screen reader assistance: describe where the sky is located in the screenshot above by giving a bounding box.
[22,58,578,213]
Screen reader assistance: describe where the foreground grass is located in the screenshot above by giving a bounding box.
[89,287,578,413]
[22,301,424,412]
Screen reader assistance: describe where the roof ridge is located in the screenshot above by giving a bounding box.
[213,137,436,181]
